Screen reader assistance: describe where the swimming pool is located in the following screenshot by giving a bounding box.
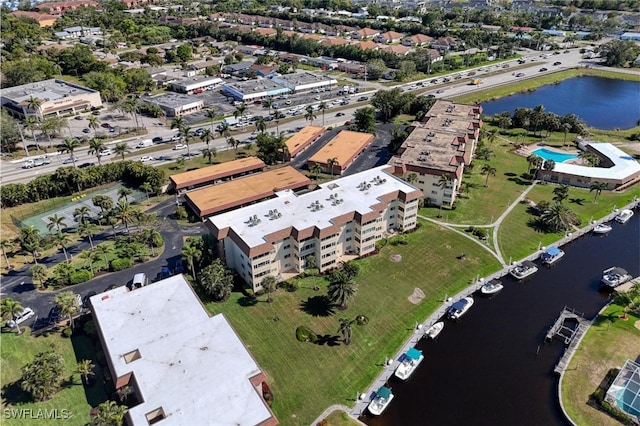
[532,148,579,163]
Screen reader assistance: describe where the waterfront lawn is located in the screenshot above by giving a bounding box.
[561,303,640,426]
[205,220,501,425]
[323,410,362,425]
[498,183,640,261]
[0,329,93,425]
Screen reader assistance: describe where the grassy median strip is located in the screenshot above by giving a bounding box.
[206,219,501,425]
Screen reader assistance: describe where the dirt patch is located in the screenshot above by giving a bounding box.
[634,320,640,330]
[390,254,402,262]
[408,288,425,305]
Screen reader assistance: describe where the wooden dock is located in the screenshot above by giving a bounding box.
[546,307,592,375]
[614,276,640,294]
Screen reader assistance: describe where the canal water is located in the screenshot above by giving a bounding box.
[481,76,640,130]
[363,211,640,426]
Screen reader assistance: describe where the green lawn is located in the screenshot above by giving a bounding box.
[323,410,361,425]
[0,329,101,425]
[561,303,640,426]
[206,220,501,425]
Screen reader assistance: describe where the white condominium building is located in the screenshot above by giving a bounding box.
[207,166,423,290]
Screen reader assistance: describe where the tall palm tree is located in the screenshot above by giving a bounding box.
[261,275,277,303]
[304,106,317,125]
[57,138,81,167]
[532,104,545,135]
[1,298,25,334]
[87,138,106,165]
[180,126,193,157]
[19,225,41,264]
[263,98,273,117]
[200,128,213,148]
[552,184,570,204]
[338,317,355,345]
[25,95,43,120]
[309,162,322,180]
[47,213,67,232]
[318,101,328,126]
[24,116,41,151]
[541,203,580,232]
[234,103,247,129]
[255,117,267,134]
[181,244,201,280]
[217,122,230,144]
[0,239,14,269]
[405,173,418,184]
[115,200,134,232]
[143,229,162,257]
[87,115,101,138]
[139,182,153,204]
[481,163,497,187]
[78,221,98,249]
[73,205,92,224]
[202,147,217,164]
[118,187,133,203]
[485,129,498,144]
[76,360,95,385]
[326,157,339,177]
[541,159,556,182]
[527,154,543,176]
[53,231,70,262]
[204,108,218,133]
[327,278,358,309]
[122,97,141,135]
[273,109,284,134]
[30,264,47,289]
[228,137,239,151]
[95,244,113,269]
[54,291,80,329]
[170,115,185,133]
[562,122,572,147]
[114,142,131,161]
[590,181,607,202]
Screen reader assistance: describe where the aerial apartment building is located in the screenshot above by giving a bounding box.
[207,166,422,290]
[388,100,482,207]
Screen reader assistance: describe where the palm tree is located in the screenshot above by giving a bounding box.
[76,359,95,385]
[26,95,43,120]
[485,129,498,144]
[579,151,600,167]
[309,162,322,180]
[95,244,113,270]
[438,174,452,216]
[327,278,358,309]
[200,128,213,148]
[57,138,80,167]
[87,115,100,138]
[30,264,47,289]
[73,205,91,224]
[181,244,201,281]
[481,163,497,187]
[261,275,277,303]
[217,122,231,144]
[273,109,284,134]
[143,229,162,256]
[78,221,98,249]
[541,203,580,232]
[19,225,41,264]
[1,239,14,269]
[562,122,572,147]
[139,182,153,204]
[304,106,317,125]
[532,104,545,135]
[405,173,418,184]
[115,200,134,232]
[255,117,267,134]
[87,138,106,165]
[170,115,185,133]
[552,184,570,204]
[114,142,131,160]
[47,213,67,232]
[1,298,25,334]
[541,159,556,182]
[122,97,140,135]
[91,401,127,426]
[79,248,100,274]
[263,98,273,117]
[24,116,41,152]
[234,103,247,129]
[176,157,186,171]
[590,181,607,202]
[228,137,240,151]
[53,231,70,262]
[326,157,338,177]
[54,291,80,328]
[118,187,133,203]
[202,147,217,164]
[204,107,218,133]
[318,101,328,126]
[338,317,355,345]
[179,126,193,157]
[527,154,543,176]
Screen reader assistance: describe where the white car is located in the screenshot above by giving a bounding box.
[99,148,112,156]
[171,134,181,141]
[139,156,154,162]
[6,307,35,328]
[173,144,187,150]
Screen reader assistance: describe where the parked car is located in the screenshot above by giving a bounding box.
[516,72,526,77]
[82,128,91,133]
[62,156,78,164]
[336,112,345,117]
[74,115,84,120]
[139,156,154,162]
[6,307,35,328]
[135,139,153,148]
[82,291,97,309]
[152,136,163,143]
[48,306,61,324]
[100,123,111,128]
[194,128,204,136]
[553,61,562,66]
[357,96,369,102]
[91,110,101,116]
[539,67,548,72]
[171,134,181,141]
[78,162,94,168]
[436,89,445,94]
[173,144,187,150]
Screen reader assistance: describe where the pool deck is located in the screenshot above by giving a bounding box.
[515,143,584,165]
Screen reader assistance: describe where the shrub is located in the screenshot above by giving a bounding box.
[296,326,318,343]
[61,327,73,338]
[175,206,188,220]
[110,258,132,272]
[355,315,369,325]
[278,281,298,292]
[69,269,93,285]
[375,238,388,250]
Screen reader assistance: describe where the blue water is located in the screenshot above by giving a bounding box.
[481,76,640,130]
[532,148,578,163]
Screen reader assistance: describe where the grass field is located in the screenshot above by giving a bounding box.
[561,303,640,426]
[323,410,362,425]
[0,329,101,425]
[205,219,501,425]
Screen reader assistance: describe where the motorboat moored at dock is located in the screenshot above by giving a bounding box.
[368,386,394,415]
[481,279,504,295]
[540,246,565,266]
[615,209,634,224]
[447,297,474,320]
[601,266,633,288]
[510,260,538,280]
[593,223,612,234]
[425,321,444,339]
[394,348,424,381]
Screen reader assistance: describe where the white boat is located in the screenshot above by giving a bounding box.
[447,297,474,320]
[368,386,394,415]
[510,261,538,280]
[481,279,504,295]
[425,321,444,339]
[593,223,612,234]
[615,209,634,224]
[394,348,424,380]
[540,246,565,266]
[601,266,633,288]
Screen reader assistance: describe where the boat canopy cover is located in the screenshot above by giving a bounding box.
[376,386,392,399]
[406,348,422,360]
[523,260,537,268]
[488,279,502,286]
[611,267,628,275]
[545,246,561,256]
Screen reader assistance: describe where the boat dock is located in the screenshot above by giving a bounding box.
[614,276,640,294]
[545,307,592,375]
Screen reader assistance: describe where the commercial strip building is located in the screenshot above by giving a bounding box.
[222,78,290,102]
[170,76,223,94]
[142,93,203,117]
[0,79,103,119]
[284,126,324,159]
[270,72,337,93]
[185,166,311,219]
[90,275,278,426]
[388,100,482,208]
[207,166,422,290]
[546,143,640,189]
[307,130,375,175]
[169,156,266,193]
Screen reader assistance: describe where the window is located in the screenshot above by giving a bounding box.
[389,215,395,219]
[283,244,291,250]
[124,349,141,363]
[418,180,425,184]
[346,237,352,242]
[390,206,396,211]
[145,408,165,425]
[284,253,291,258]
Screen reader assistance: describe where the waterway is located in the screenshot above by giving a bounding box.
[481,76,640,130]
[362,210,640,426]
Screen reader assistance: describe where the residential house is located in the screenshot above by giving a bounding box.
[353,27,380,39]
[402,34,433,47]
[431,37,457,51]
[381,44,412,56]
[354,40,379,51]
[255,27,277,37]
[374,31,405,44]
[35,0,98,14]
[10,11,58,26]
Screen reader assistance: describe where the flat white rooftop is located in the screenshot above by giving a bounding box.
[553,143,640,180]
[90,275,273,426]
[209,165,418,248]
